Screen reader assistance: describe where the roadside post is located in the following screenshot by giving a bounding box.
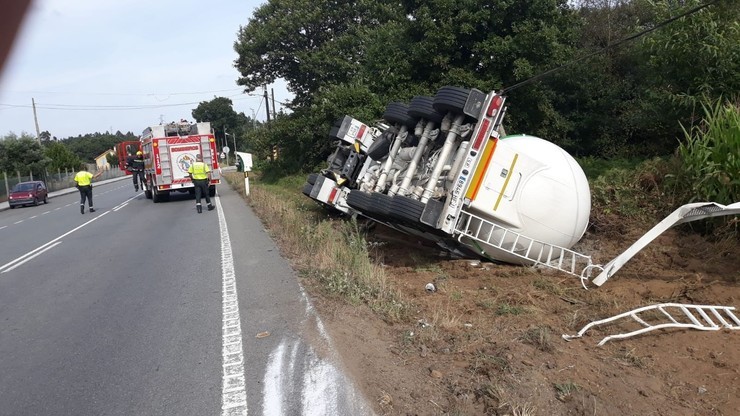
[235,152,253,196]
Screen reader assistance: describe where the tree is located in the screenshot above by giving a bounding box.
[192,97,254,155]
[233,0,404,106]
[0,133,50,174]
[44,142,83,172]
[63,132,136,162]
[629,0,740,154]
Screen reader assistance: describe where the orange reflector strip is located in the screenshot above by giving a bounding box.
[329,187,338,202]
[465,138,498,201]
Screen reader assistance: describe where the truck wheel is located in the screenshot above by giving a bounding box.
[366,133,393,160]
[302,183,314,197]
[368,192,393,219]
[408,96,444,125]
[307,173,319,185]
[152,187,160,203]
[433,86,470,114]
[389,195,425,223]
[208,186,216,197]
[383,102,417,128]
[346,190,373,213]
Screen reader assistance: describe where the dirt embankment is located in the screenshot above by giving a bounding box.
[305,222,740,415]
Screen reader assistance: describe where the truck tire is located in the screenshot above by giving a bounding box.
[346,190,373,213]
[307,173,319,185]
[433,86,478,123]
[389,195,425,224]
[369,192,394,219]
[366,131,393,160]
[302,183,314,197]
[383,102,417,128]
[208,185,216,197]
[408,96,444,125]
[152,187,161,203]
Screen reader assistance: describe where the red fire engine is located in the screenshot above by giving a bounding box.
[139,121,221,202]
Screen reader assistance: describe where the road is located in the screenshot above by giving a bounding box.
[0,178,373,416]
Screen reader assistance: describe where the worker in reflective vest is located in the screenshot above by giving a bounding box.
[73,164,102,214]
[187,154,214,214]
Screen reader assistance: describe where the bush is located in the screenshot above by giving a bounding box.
[677,97,740,205]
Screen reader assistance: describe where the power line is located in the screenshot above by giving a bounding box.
[502,0,720,93]
[0,94,267,111]
[2,88,246,96]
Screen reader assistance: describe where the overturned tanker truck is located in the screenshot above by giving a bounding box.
[303,86,596,280]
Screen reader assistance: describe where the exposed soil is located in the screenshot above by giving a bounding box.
[301,220,740,415]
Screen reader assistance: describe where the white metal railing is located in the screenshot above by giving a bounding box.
[455,210,596,284]
[563,303,740,346]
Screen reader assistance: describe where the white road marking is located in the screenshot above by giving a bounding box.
[0,226,6,230]
[42,211,50,215]
[216,195,248,416]
[1,241,61,273]
[30,215,38,219]
[0,211,109,273]
[112,194,139,211]
[13,220,23,224]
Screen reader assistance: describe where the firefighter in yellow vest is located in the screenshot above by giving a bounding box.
[73,164,102,214]
[187,154,214,213]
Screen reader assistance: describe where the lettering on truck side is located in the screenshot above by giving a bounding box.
[171,145,199,152]
[448,152,477,210]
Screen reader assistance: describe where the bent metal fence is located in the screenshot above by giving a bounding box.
[0,165,127,202]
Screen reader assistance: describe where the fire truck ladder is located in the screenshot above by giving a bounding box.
[455,210,597,284]
[563,303,740,346]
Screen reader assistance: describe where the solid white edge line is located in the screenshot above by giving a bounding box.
[216,195,248,415]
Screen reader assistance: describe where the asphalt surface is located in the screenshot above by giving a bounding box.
[0,176,373,415]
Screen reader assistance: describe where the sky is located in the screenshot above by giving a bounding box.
[0,0,290,139]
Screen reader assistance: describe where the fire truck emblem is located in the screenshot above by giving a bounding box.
[177,154,196,172]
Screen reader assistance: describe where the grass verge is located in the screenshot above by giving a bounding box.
[223,171,410,323]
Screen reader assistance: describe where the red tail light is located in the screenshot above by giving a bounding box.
[487,95,503,117]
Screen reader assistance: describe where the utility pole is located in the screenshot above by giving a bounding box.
[32,98,41,144]
[271,88,276,118]
[263,85,271,123]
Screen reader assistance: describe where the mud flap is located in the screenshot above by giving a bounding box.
[420,199,444,228]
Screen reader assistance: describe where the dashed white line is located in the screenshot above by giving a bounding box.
[215,195,248,416]
[13,220,23,224]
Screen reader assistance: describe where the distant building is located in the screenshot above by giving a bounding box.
[94,149,116,171]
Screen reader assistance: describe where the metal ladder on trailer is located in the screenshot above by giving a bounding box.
[563,303,740,346]
[455,210,596,283]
